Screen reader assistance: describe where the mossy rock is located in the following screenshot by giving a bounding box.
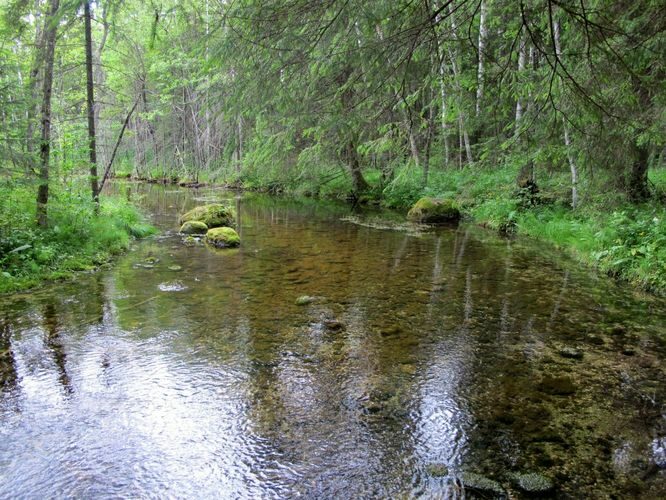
[205,227,240,248]
[295,295,316,306]
[407,197,460,223]
[179,220,208,234]
[179,204,235,228]
[426,463,449,477]
[509,472,554,495]
[539,375,577,396]
[461,472,505,497]
[558,346,584,360]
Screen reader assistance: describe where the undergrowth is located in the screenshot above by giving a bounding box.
[0,181,156,294]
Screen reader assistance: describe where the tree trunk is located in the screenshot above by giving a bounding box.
[236,114,243,174]
[514,29,526,134]
[347,140,369,193]
[338,66,369,193]
[431,3,450,166]
[25,0,46,165]
[628,142,650,202]
[408,120,421,168]
[553,20,579,209]
[422,100,435,186]
[475,0,487,118]
[36,0,60,227]
[98,98,140,193]
[448,7,473,164]
[439,74,450,166]
[84,0,99,205]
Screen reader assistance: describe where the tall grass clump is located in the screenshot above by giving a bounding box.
[0,182,156,293]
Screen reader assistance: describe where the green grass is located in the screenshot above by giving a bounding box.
[0,181,156,294]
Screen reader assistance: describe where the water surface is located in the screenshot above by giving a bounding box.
[1,183,665,498]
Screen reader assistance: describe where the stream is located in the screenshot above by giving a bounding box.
[1,182,665,498]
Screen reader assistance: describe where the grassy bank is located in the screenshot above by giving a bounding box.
[226,161,666,296]
[0,182,156,294]
[383,166,666,295]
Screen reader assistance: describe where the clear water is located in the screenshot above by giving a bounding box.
[1,183,665,498]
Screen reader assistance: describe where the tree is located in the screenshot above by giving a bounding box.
[36,0,60,227]
[84,0,98,205]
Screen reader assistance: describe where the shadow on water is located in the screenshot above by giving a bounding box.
[0,181,665,498]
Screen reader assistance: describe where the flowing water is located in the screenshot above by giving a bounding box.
[1,183,665,498]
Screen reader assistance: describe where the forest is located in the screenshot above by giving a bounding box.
[2,2,666,498]
[0,0,665,293]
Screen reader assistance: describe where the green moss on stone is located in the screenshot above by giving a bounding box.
[179,220,208,234]
[510,472,554,494]
[179,204,235,228]
[426,463,449,477]
[407,197,460,223]
[461,472,505,496]
[295,295,316,306]
[205,227,240,248]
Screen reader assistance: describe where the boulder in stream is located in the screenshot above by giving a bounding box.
[180,220,208,234]
[205,227,240,248]
[179,203,235,228]
[407,197,460,223]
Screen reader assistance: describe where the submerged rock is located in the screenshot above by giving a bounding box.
[461,472,505,497]
[400,363,417,375]
[295,295,316,306]
[379,325,403,337]
[182,235,200,246]
[205,227,240,248]
[587,334,606,345]
[559,347,584,360]
[426,463,449,477]
[158,281,187,292]
[323,319,345,331]
[168,265,183,271]
[510,472,554,495]
[539,375,577,396]
[407,197,461,223]
[180,220,208,234]
[652,437,666,468]
[179,203,235,228]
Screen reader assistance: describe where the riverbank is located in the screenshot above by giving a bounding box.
[0,183,155,294]
[375,165,666,297]
[140,163,665,296]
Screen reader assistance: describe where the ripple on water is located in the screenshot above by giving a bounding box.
[1,184,665,498]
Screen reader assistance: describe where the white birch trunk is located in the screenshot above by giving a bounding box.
[433,4,450,166]
[475,0,487,117]
[554,20,578,209]
[448,6,473,164]
[514,29,526,132]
